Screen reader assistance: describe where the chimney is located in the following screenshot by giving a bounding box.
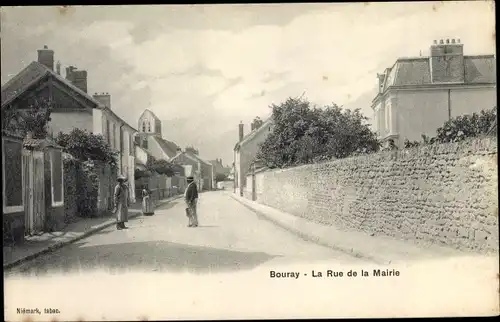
[72,70,88,93]
[65,66,88,93]
[56,61,61,75]
[238,121,244,142]
[37,45,54,70]
[176,147,182,153]
[376,73,386,93]
[93,92,111,109]
[430,38,464,83]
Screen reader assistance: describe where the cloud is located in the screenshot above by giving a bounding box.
[1,2,496,163]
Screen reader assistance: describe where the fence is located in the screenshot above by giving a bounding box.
[135,173,183,207]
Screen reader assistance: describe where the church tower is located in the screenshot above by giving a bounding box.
[138,109,162,136]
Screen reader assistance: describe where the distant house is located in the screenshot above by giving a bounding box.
[1,45,138,204]
[209,158,231,178]
[170,148,214,191]
[372,38,496,148]
[233,117,273,197]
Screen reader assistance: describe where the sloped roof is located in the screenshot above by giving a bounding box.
[1,61,102,108]
[1,61,138,132]
[378,55,496,93]
[138,109,161,121]
[152,136,180,158]
[234,117,273,150]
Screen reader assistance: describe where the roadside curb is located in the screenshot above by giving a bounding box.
[229,193,389,265]
[3,195,183,270]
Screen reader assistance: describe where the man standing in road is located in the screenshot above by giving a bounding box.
[184,176,199,227]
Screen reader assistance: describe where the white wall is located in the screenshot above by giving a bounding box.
[381,86,496,146]
[50,111,93,135]
[135,145,148,165]
[92,109,103,135]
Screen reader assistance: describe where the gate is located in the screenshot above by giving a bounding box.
[23,149,46,235]
[251,163,256,201]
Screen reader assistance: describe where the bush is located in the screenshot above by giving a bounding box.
[403,107,497,148]
[55,128,118,166]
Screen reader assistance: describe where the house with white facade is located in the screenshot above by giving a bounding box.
[233,117,273,197]
[1,45,138,202]
[372,38,496,148]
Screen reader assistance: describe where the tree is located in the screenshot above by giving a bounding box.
[256,97,380,169]
[55,128,118,166]
[2,97,53,138]
[215,173,228,182]
[146,157,176,177]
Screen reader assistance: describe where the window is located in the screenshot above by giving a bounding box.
[113,123,117,149]
[51,149,64,206]
[142,122,146,132]
[143,138,148,149]
[121,128,125,152]
[106,119,111,145]
[129,134,134,156]
[3,138,23,212]
[147,121,151,132]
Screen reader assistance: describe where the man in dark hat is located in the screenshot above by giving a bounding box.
[184,176,199,227]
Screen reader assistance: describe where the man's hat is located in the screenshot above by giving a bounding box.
[187,176,194,181]
[117,175,127,181]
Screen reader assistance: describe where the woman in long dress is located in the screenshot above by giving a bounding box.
[114,175,130,230]
[142,186,154,216]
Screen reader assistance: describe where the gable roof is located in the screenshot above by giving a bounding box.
[2,61,137,132]
[186,151,212,166]
[376,55,496,95]
[1,61,102,109]
[152,136,180,158]
[234,117,273,151]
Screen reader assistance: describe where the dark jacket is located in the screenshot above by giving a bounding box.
[185,182,198,204]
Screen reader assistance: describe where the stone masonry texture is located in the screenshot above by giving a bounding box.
[250,137,498,254]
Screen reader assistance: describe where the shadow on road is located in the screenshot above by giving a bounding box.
[6,240,280,277]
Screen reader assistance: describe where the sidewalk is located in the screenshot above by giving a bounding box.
[3,195,182,269]
[229,193,471,265]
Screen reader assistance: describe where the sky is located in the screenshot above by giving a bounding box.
[1,2,495,165]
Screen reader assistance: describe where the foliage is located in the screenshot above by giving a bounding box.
[256,97,380,169]
[55,128,118,166]
[215,173,228,182]
[146,157,176,177]
[403,106,497,148]
[134,168,151,180]
[2,98,53,138]
[252,116,264,130]
[185,146,199,155]
[434,106,497,143]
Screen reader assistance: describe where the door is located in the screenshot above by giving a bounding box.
[23,150,33,235]
[32,151,45,234]
[252,163,256,201]
[23,150,45,235]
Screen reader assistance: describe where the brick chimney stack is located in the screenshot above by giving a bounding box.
[65,66,88,93]
[37,45,54,70]
[430,38,464,83]
[93,92,111,109]
[239,121,244,142]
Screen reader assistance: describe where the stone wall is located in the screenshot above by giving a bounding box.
[249,137,498,254]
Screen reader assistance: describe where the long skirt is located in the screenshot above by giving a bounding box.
[142,196,154,215]
[116,201,129,223]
